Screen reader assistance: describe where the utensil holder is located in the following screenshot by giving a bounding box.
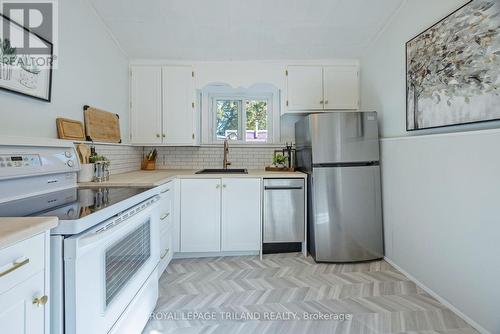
[77,164,94,183]
[141,159,156,170]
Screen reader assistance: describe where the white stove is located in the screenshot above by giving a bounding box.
[0,138,161,334]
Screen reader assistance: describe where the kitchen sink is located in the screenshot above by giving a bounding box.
[195,168,248,174]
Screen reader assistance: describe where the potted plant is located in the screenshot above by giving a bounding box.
[89,154,110,182]
[0,38,16,81]
[272,153,287,168]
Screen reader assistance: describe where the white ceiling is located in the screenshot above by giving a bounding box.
[88,0,404,60]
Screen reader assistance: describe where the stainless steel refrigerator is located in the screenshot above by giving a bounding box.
[295,112,384,262]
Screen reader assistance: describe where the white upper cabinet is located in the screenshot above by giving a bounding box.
[221,178,261,252]
[162,66,197,145]
[286,66,324,111]
[285,63,360,113]
[130,65,198,145]
[130,66,163,144]
[323,65,359,110]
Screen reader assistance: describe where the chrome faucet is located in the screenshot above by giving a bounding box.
[223,133,237,169]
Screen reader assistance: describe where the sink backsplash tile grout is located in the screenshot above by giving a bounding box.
[147,146,276,170]
[91,144,143,175]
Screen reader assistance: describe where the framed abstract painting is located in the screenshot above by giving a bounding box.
[406,1,500,131]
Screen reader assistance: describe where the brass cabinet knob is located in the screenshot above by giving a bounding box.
[162,134,166,138]
[156,134,160,138]
[33,295,48,306]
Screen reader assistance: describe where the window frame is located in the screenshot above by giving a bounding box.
[209,92,273,144]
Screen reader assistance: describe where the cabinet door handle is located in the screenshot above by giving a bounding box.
[324,100,329,104]
[223,184,227,188]
[160,213,170,220]
[0,257,29,278]
[33,295,48,307]
[319,100,324,104]
[160,188,170,194]
[160,248,170,259]
[156,134,160,138]
[216,184,220,189]
[162,134,166,138]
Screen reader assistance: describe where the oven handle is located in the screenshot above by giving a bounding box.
[74,197,159,248]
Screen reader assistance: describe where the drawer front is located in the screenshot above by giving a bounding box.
[158,223,173,276]
[157,181,173,199]
[0,233,45,294]
[158,182,173,231]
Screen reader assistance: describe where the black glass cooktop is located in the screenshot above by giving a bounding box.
[0,187,152,220]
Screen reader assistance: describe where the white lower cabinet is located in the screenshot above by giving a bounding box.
[180,178,261,253]
[0,271,45,334]
[0,232,49,334]
[180,179,222,252]
[221,178,261,252]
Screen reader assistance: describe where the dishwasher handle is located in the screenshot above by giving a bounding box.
[264,186,303,190]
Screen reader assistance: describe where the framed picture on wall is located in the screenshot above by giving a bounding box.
[0,13,53,102]
[406,1,500,131]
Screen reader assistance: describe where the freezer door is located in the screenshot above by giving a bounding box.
[310,165,383,262]
[309,112,380,164]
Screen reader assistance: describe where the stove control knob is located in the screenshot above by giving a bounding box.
[67,160,74,167]
[65,151,73,158]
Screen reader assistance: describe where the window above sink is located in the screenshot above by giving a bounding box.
[200,83,282,145]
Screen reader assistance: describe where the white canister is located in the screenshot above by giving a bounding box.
[77,163,94,183]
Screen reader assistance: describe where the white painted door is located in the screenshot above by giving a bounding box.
[286,66,324,111]
[162,66,196,145]
[130,66,163,144]
[180,179,221,252]
[0,271,45,334]
[221,178,261,252]
[323,65,360,110]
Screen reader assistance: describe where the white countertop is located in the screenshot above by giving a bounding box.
[0,217,58,249]
[78,169,307,188]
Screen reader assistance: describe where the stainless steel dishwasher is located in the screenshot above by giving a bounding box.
[263,179,305,243]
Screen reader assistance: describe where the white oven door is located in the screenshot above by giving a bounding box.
[63,198,160,334]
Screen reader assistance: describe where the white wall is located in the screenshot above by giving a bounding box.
[361,1,500,333]
[0,0,129,141]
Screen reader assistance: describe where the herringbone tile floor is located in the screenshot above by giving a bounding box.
[143,253,477,334]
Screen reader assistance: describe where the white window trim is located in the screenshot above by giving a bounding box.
[200,83,281,145]
[210,93,273,144]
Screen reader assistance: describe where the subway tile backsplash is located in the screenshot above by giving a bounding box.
[93,144,143,175]
[148,146,277,170]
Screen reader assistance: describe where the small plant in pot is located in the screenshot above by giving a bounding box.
[272,153,287,168]
[89,154,111,182]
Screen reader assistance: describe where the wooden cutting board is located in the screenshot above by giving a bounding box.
[83,105,121,143]
[56,118,86,141]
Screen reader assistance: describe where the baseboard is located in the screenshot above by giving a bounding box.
[173,251,259,259]
[384,257,491,334]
